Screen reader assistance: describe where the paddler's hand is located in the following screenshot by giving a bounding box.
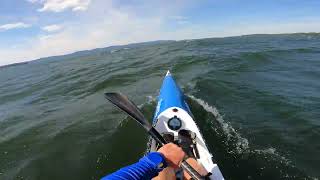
[157,143,185,169]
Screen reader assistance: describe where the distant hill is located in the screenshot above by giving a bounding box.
[1,33,319,68]
[30,40,174,63]
[0,61,29,69]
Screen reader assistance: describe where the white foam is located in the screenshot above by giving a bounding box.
[146,95,157,104]
[188,95,249,153]
[254,147,292,165]
[188,95,297,167]
[254,147,276,154]
[137,95,157,109]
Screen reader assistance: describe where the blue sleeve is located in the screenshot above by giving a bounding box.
[101,152,167,180]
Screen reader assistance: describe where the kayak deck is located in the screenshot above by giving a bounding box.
[149,71,224,180]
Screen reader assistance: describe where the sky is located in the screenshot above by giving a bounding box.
[0,0,320,66]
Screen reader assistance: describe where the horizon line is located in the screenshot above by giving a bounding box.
[1,31,319,68]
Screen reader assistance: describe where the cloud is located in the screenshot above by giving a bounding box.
[3,16,319,66]
[1,1,320,66]
[26,0,40,3]
[0,22,31,31]
[29,0,91,12]
[177,20,190,25]
[42,24,62,32]
[169,15,190,25]
[169,16,188,21]
[0,4,167,65]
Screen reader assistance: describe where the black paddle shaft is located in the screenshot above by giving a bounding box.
[104,93,205,180]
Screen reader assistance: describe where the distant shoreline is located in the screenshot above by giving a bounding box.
[0,61,29,69]
[1,32,319,68]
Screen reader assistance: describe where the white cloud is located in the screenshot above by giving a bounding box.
[177,20,190,25]
[169,16,188,21]
[169,15,190,25]
[0,5,166,65]
[42,24,62,32]
[0,22,31,31]
[1,1,320,66]
[35,0,91,12]
[2,17,318,66]
[26,0,40,3]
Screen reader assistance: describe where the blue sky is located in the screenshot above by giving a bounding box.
[0,0,320,65]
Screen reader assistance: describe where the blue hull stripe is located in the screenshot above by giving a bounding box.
[153,72,191,123]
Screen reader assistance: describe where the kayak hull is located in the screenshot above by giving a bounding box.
[150,71,224,180]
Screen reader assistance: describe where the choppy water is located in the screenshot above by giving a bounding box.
[0,33,320,180]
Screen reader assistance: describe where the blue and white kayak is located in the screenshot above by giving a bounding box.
[150,71,224,180]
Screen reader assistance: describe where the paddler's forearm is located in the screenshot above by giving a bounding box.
[101,152,167,180]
